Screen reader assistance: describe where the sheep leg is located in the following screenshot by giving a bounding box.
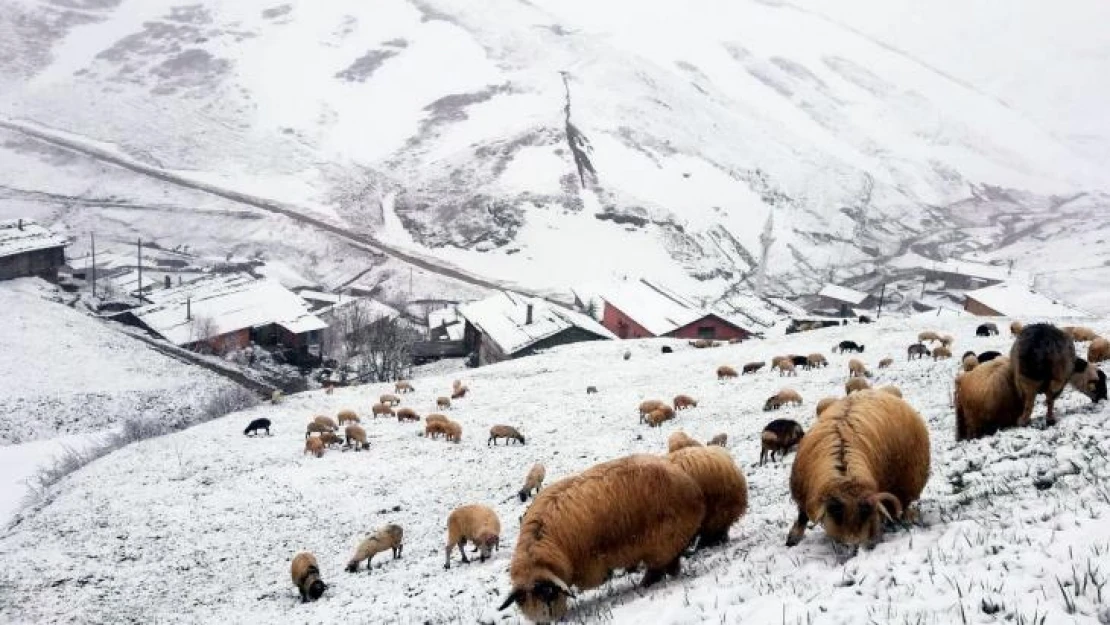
[458,540,470,564]
[444,543,453,569]
[1017,387,1037,427]
[786,508,809,547]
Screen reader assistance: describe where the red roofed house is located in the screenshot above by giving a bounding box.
[600,279,750,341]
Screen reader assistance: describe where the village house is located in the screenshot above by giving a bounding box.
[811,283,874,317]
[114,273,327,355]
[922,259,1031,291]
[600,279,751,341]
[963,283,1087,318]
[411,306,469,364]
[459,292,615,366]
[0,219,67,282]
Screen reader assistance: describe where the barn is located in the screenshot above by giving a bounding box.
[963,283,1086,318]
[811,283,873,318]
[600,279,751,341]
[459,292,615,366]
[0,219,67,282]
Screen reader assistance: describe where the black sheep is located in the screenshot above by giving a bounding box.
[244,418,271,436]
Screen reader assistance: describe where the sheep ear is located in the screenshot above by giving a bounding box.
[497,589,523,610]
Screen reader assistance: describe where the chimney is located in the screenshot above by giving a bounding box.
[17,219,23,231]
[525,303,533,325]
[164,275,171,289]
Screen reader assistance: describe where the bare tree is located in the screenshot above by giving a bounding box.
[324,301,417,382]
[189,315,218,354]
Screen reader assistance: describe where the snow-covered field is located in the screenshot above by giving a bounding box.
[3,315,1109,624]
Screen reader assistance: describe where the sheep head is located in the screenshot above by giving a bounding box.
[499,574,575,622]
[814,482,902,546]
[476,533,499,561]
[1070,359,1107,402]
[762,397,779,412]
[307,579,327,601]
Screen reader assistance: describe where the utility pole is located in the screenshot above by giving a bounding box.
[90,232,97,298]
[136,238,143,303]
[876,283,886,319]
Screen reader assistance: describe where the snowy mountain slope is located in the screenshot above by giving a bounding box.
[0,279,242,444]
[2,316,1109,623]
[1,0,1108,304]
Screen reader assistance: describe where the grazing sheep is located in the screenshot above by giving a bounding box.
[707,433,728,447]
[741,362,765,375]
[939,335,954,348]
[954,357,1024,440]
[426,413,449,426]
[320,431,344,448]
[918,331,941,343]
[661,345,673,354]
[836,340,865,353]
[243,418,271,436]
[760,419,805,465]
[858,315,872,324]
[346,524,404,573]
[666,431,702,453]
[497,455,704,621]
[848,359,868,378]
[1089,337,1110,364]
[346,424,369,451]
[976,323,998,337]
[1070,359,1107,403]
[638,400,667,423]
[666,446,748,547]
[304,436,325,458]
[770,356,789,371]
[962,353,979,372]
[1063,326,1099,342]
[425,421,448,439]
[379,393,401,407]
[444,420,463,443]
[396,407,420,422]
[779,360,798,377]
[312,415,338,431]
[978,350,1003,363]
[586,386,598,394]
[673,394,698,410]
[489,425,526,446]
[437,397,451,410]
[763,389,803,411]
[445,505,501,569]
[932,346,952,360]
[689,339,718,348]
[718,365,740,379]
[337,409,360,426]
[372,403,395,418]
[728,337,744,344]
[907,343,930,360]
[1010,321,1024,337]
[395,380,414,394]
[452,386,469,400]
[786,391,930,547]
[845,377,872,394]
[519,463,546,502]
[291,552,327,603]
[305,422,332,438]
[878,357,894,369]
[877,385,903,398]
[791,355,810,369]
[806,353,828,369]
[645,408,674,428]
[1011,323,1076,427]
[815,396,840,418]
[623,350,632,361]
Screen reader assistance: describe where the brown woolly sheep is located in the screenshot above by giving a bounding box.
[666,431,702,453]
[666,446,748,547]
[519,463,546,502]
[345,424,369,451]
[848,359,868,377]
[346,524,404,573]
[1011,323,1076,427]
[939,335,954,348]
[305,422,332,438]
[760,418,805,465]
[337,409,360,426]
[673,394,698,410]
[425,421,448,439]
[807,353,829,369]
[877,385,903,398]
[497,455,704,621]
[436,397,451,410]
[444,420,462,443]
[395,380,414,394]
[452,386,469,400]
[445,504,501,569]
[319,431,344,448]
[426,413,449,425]
[718,365,739,379]
[304,436,325,458]
[770,355,789,371]
[1010,320,1024,337]
[932,346,952,360]
[689,338,718,348]
[741,362,764,375]
[815,396,840,418]
[763,388,803,411]
[396,407,420,422]
[779,360,797,377]
[878,357,894,369]
[489,425,526,446]
[962,353,979,372]
[954,357,1024,440]
[1063,326,1099,342]
[379,393,401,407]
[786,391,930,547]
[707,433,728,447]
[845,377,872,394]
[372,402,395,418]
[291,552,327,603]
[312,415,338,431]
[638,400,667,423]
[918,331,941,344]
[1089,337,1110,363]
[645,408,674,427]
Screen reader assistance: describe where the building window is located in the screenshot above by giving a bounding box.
[697,326,715,339]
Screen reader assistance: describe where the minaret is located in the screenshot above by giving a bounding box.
[756,209,775,297]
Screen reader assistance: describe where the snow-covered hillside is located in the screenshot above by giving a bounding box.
[2,0,1109,307]
[3,315,1109,624]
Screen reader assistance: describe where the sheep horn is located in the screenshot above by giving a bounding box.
[547,575,576,598]
[872,493,903,523]
[497,589,523,610]
[809,505,826,527]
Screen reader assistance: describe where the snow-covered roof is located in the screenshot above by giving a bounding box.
[0,219,67,258]
[428,307,465,341]
[964,283,1087,318]
[713,293,785,329]
[460,292,614,354]
[296,290,342,305]
[601,280,709,336]
[817,283,869,305]
[926,259,1031,284]
[131,273,326,345]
